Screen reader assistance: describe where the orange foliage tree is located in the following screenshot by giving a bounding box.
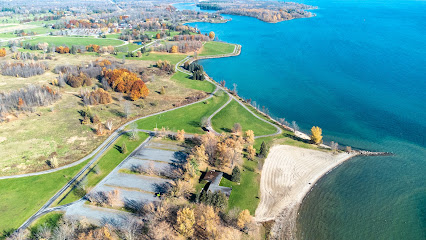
[103,68,149,100]
[171,45,178,53]
[209,31,215,40]
[0,48,6,57]
[86,44,100,52]
[156,33,161,39]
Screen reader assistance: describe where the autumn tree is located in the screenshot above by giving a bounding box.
[196,205,220,239]
[209,31,215,40]
[0,48,6,57]
[201,132,218,165]
[244,130,254,144]
[310,126,323,144]
[170,45,178,53]
[176,129,185,142]
[160,86,166,95]
[170,179,194,199]
[191,144,208,163]
[237,209,252,230]
[247,145,256,160]
[177,207,195,238]
[156,33,161,39]
[96,123,105,136]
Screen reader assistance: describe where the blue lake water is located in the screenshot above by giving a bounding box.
[175,1,426,239]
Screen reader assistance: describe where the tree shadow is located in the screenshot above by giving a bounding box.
[110,109,125,118]
[114,144,123,153]
[153,182,172,194]
[220,127,231,133]
[283,132,311,144]
[188,120,201,127]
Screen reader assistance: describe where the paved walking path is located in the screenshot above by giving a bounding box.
[14,41,283,231]
[175,44,282,139]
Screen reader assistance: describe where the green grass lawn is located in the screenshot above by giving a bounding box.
[211,100,277,136]
[135,91,229,134]
[104,33,121,39]
[0,32,16,38]
[0,160,88,234]
[116,52,187,65]
[199,41,235,56]
[29,212,63,237]
[172,71,215,93]
[56,132,149,205]
[23,36,124,47]
[220,159,260,214]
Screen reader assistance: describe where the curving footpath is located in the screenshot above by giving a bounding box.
[14,41,283,231]
[175,44,282,139]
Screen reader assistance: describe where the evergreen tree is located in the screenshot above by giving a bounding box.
[231,166,241,182]
[259,141,269,158]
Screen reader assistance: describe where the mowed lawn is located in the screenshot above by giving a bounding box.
[220,159,260,214]
[57,132,149,205]
[199,41,235,56]
[116,52,187,65]
[0,160,87,234]
[24,36,124,47]
[135,91,229,134]
[211,100,277,136]
[171,71,215,93]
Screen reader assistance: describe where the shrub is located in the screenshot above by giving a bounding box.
[231,166,241,182]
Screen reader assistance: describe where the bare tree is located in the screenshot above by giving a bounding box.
[232,83,238,95]
[330,141,339,153]
[105,119,113,131]
[291,121,299,133]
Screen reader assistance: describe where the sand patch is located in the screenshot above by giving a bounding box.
[255,145,356,239]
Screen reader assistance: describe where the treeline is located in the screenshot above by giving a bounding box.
[218,8,313,23]
[104,68,149,100]
[173,34,210,42]
[53,59,115,88]
[0,61,48,78]
[80,88,112,106]
[154,41,203,53]
[0,85,61,118]
[184,62,205,80]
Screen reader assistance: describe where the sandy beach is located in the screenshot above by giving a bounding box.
[255,145,357,239]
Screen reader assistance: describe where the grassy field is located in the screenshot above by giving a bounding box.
[135,91,229,134]
[0,160,87,234]
[0,52,209,175]
[199,41,235,56]
[171,71,215,93]
[23,36,124,47]
[29,212,63,236]
[56,132,149,205]
[211,100,277,136]
[116,52,187,65]
[219,159,260,214]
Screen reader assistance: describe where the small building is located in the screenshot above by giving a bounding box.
[202,170,232,197]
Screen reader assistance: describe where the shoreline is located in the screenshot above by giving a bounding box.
[255,145,358,239]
